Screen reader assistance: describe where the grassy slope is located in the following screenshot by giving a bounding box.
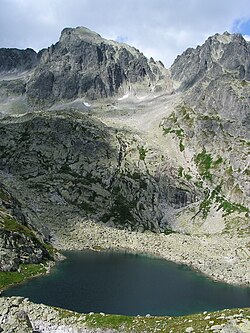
[55,306,250,332]
[0,263,46,290]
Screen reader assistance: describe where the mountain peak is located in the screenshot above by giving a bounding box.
[59,26,103,45]
[171,31,250,90]
[59,26,141,57]
[25,26,170,107]
[207,31,246,45]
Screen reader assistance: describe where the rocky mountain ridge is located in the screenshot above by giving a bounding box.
[171,31,250,90]
[0,48,37,73]
[0,27,172,114]
[0,27,249,275]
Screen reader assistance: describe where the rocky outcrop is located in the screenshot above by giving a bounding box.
[0,185,51,271]
[0,228,46,271]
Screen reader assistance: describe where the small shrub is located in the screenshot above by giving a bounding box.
[138,146,148,161]
[194,149,213,181]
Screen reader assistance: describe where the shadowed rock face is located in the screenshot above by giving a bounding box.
[0,184,51,271]
[0,110,197,236]
[26,27,167,107]
[0,48,37,72]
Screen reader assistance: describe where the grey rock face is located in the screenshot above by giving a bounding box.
[27,27,167,107]
[0,48,37,73]
[0,184,51,271]
[162,32,250,231]
[0,229,45,271]
[171,32,250,90]
[0,110,196,235]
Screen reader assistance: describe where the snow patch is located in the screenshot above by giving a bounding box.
[137,95,148,101]
[118,93,129,101]
[83,102,91,107]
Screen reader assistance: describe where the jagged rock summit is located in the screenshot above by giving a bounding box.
[27,26,170,107]
[171,31,250,90]
[0,26,172,114]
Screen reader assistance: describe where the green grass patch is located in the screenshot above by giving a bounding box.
[239,139,250,148]
[161,119,185,154]
[178,167,184,177]
[0,215,37,240]
[162,126,184,138]
[83,308,250,333]
[226,166,233,176]
[1,215,55,259]
[243,168,250,176]
[43,242,57,256]
[86,313,134,330]
[213,156,223,167]
[56,308,81,320]
[0,263,46,290]
[199,184,222,218]
[241,79,248,87]
[175,128,184,138]
[13,300,250,332]
[138,146,148,161]
[179,140,185,152]
[0,188,11,202]
[168,111,178,123]
[199,183,249,219]
[199,195,213,219]
[194,149,213,181]
[178,105,195,127]
[184,173,192,181]
[198,114,221,121]
[195,180,203,188]
[216,197,249,217]
[178,167,192,180]
[162,127,171,135]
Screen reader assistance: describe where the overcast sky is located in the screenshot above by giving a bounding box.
[1,0,250,67]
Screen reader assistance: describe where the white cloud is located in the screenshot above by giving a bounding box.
[0,0,249,67]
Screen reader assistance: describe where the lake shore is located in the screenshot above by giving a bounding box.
[52,219,250,287]
[1,296,249,333]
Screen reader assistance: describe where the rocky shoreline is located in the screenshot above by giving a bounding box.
[52,219,250,287]
[0,296,250,333]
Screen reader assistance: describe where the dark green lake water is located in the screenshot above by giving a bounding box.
[3,251,250,316]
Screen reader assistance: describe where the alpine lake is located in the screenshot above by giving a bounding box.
[3,250,250,316]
